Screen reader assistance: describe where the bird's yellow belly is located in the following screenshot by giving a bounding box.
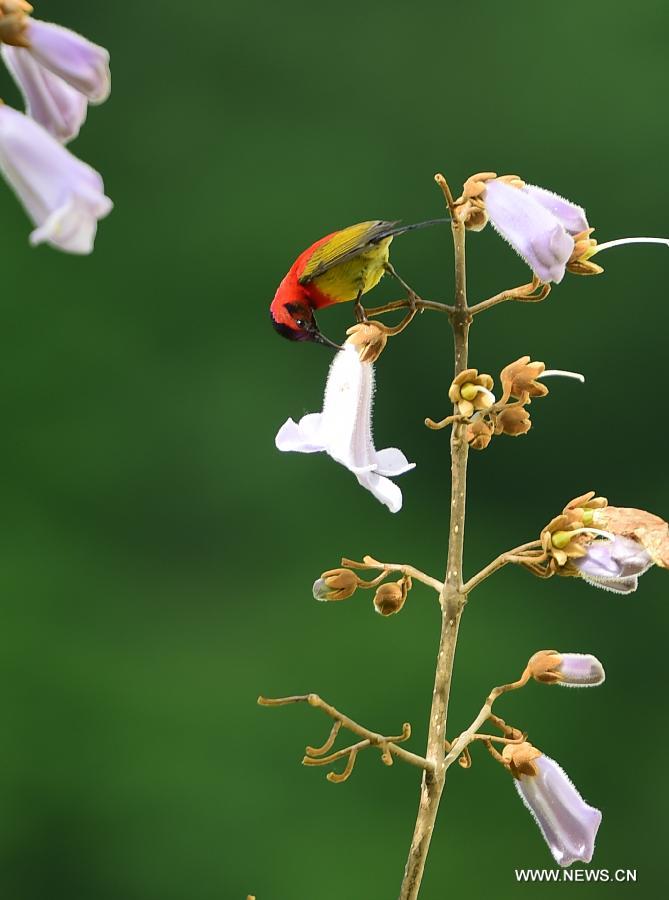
[311,238,392,303]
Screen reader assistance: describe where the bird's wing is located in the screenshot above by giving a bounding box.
[298,220,400,284]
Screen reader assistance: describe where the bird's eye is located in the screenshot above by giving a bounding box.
[296,318,307,328]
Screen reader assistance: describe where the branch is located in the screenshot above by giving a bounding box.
[443,666,532,769]
[461,541,546,593]
[469,279,551,316]
[258,693,431,782]
[342,554,444,593]
[365,297,456,317]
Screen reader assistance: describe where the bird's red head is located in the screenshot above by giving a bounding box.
[270,280,341,349]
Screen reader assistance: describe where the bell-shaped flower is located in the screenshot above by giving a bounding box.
[572,535,654,594]
[275,343,415,512]
[483,177,578,283]
[467,173,669,283]
[504,743,602,866]
[1,43,87,142]
[0,102,112,252]
[20,18,110,104]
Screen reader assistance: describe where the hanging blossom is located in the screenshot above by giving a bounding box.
[541,493,668,593]
[455,172,669,284]
[0,2,110,143]
[275,343,415,512]
[0,102,112,252]
[504,742,602,867]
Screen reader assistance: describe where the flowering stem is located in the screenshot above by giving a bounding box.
[257,693,430,772]
[469,279,551,316]
[461,541,545,593]
[365,297,455,317]
[341,555,444,593]
[399,184,471,900]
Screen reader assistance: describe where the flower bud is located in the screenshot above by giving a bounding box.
[465,415,494,450]
[312,568,358,602]
[373,577,409,616]
[528,650,605,686]
[496,405,531,436]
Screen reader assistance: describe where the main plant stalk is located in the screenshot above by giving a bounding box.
[398,219,470,900]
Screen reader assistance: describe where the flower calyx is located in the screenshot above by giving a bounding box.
[567,229,604,276]
[373,575,412,616]
[345,321,388,364]
[502,740,542,778]
[0,1,31,48]
[312,568,360,602]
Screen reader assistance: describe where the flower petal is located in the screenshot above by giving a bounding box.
[356,470,404,513]
[26,19,111,104]
[275,414,325,453]
[523,184,589,236]
[1,44,88,143]
[374,447,416,476]
[485,179,574,283]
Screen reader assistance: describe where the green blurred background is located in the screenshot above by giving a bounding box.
[0,0,667,897]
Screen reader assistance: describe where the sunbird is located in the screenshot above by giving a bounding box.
[270,218,448,348]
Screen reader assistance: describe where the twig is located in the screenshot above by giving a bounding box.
[469,280,551,316]
[461,541,545,593]
[443,666,532,770]
[365,297,456,317]
[257,694,431,777]
[342,555,443,593]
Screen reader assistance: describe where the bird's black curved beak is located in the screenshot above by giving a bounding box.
[307,318,342,350]
[313,330,343,351]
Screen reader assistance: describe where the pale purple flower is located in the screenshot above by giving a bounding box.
[484,179,576,283]
[275,343,415,512]
[555,653,606,687]
[572,535,653,594]
[514,754,602,866]
[1,43,87,142]
[0,103,112,253]
[522,184,589,235]
[23,18,110,103]
[484,177,669,281]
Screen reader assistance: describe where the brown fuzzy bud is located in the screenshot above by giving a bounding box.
[345,322,388,364]
[502,741,542,778]
[496,405,531,436]
[466,416,494,450]
[0,0,32,48]
[313,568,358,602]
[373,576,410,616]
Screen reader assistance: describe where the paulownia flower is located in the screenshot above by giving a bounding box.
[459,172,669,283]
[0,9,110,142]
[448,368,495,418]
[0,102,112,252]
[505,743,602,867]
[571,535,654,594]
[1,43,87,142]
[312,568,358,602]
[275,343,415,512]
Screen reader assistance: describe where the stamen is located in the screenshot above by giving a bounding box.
[592,237,669,255]
[570,527,614,541]
[539,369,585,383]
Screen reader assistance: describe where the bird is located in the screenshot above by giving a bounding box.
[270,218,448,348]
